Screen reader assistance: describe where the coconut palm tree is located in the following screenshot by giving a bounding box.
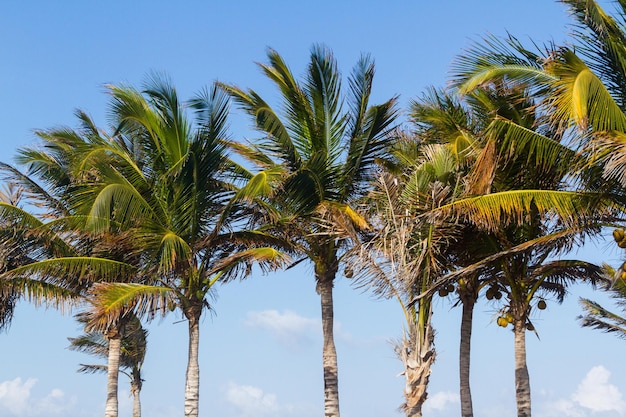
[220,45,399,417]
[70,75,288,417]
[441,24,625,415]
[69,313,147,417]
[0,123,141,417]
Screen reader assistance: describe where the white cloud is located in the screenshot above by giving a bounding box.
[224,382,289,417]
[244,310,320,349]
[0,378,75,416]
[244,309,366,349]
[572,366,626,414]
[538,366,626,417]
[424,391,460,413]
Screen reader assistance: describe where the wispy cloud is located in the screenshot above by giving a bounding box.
[423,391,460,414]
[243,309,380,350]
[538,365,626,417]
[244,309,320,349]
[224,381,315,417]
[0,378,75,416]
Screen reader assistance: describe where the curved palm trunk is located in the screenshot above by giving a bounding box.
[105,333,121,417]
[400,313,435,417]
[459,296,475,417]
[318,277,340,417]
[513,318,531,417]
[184,312,201,417]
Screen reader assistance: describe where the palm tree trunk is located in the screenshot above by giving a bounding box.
[400,318,435,417]
[105,333,121,417]
[459,296,475,417]
[514,319,531,417]
[318,278,340,417]
[131,369,142,417]
[184,312,201,417]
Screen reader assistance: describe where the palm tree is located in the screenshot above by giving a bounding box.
[220,45,398,417]
[0,183,26,331]
[72,75,287,417]
[442,26,622,416]
[0,123,141,417]
[69,313,147,417]
[354,136,464,417]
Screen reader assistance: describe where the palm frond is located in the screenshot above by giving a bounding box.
[431,189,610,232]
[547,49,626,133]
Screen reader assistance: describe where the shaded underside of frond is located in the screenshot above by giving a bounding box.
[579,297,626,338]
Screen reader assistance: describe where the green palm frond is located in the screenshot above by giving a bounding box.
[415,226,594,302]
[529,259,604,302]
[451,34,554,94]
[585,130,626,186]
[579,298,626,338]
[158,232,192,273]
[0,162,68,217]
[234,168,284,202]
[563,0,626,103]
[487,117,577,174]
[2,257,136,289]
[218,84,301,171]
[4,278,78,308]
[547,49,626,132]
[90,283,172,327]
[210,247,291,279]
[431,189,609,232]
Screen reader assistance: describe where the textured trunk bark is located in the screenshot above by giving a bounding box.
[105,334,121,417]
[401,320,435,417]
[514,319,531,417]
[459,297,475,417]
[318,278,340,417]
[184,314,201,417]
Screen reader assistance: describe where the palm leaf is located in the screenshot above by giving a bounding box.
[430,189,610,232]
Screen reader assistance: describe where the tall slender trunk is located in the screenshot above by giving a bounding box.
[318,278,340,417]
[400,313,435,417]
[132,390,142,417]
[184,312,201,417]
[131,369,142,417]
[459,296,475,417]
[514,318,531,417]
[105,333,121,417]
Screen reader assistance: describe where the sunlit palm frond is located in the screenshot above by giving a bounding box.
[451,34,554,94]
[563,0,626,103]
[89,283,172,328]
[2,257,136,290]
[431,189,609,232]
[218,82,301,171]
[546,48,626,133]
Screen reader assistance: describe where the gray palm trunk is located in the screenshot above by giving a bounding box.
[318,277,340,417]
[131,368,142,417]
[459,296,475,417]
[105,333,121,417]
[184,312,201,417]
[132,392,141,417]
[514,318,531,417]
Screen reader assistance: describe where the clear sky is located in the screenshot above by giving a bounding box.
[1,1,625,417]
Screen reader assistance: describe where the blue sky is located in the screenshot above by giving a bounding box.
[1,1,625,417]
